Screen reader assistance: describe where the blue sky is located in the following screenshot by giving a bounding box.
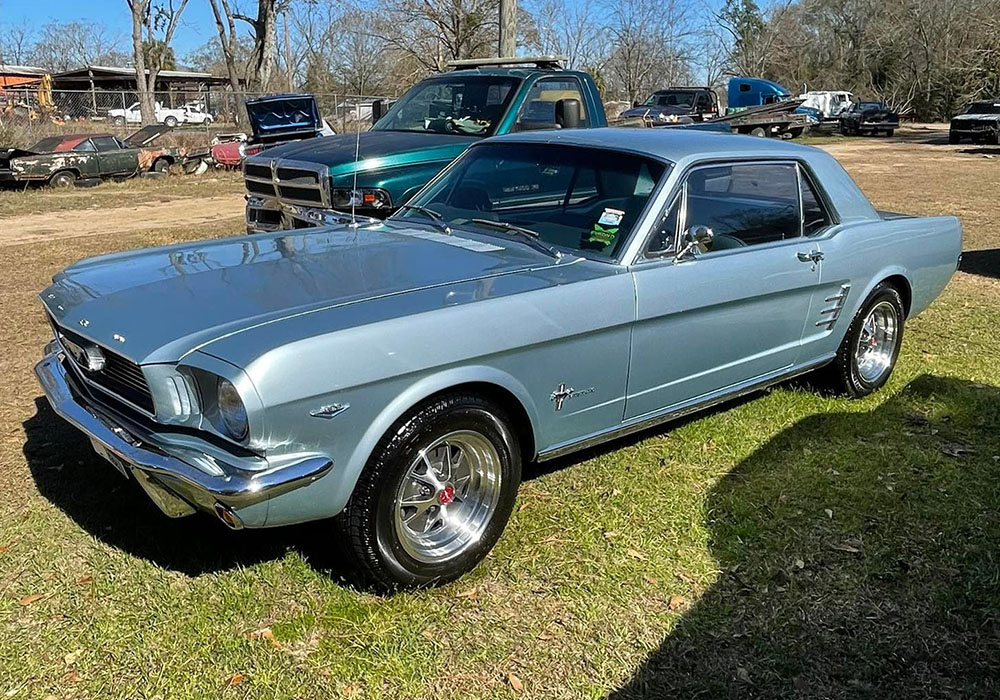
[1,0,219,59]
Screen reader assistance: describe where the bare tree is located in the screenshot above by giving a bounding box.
[125,0,189,124]
[207,0,245,96]
[0,21,34,65]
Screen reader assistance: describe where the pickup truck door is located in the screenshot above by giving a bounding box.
[624,161,823,420]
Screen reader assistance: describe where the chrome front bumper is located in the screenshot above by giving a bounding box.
[245,197,382,233]
[34,349,333,527]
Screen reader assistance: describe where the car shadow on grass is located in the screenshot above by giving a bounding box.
[21,398,344,579]
[607,375,1000,699]
[959,248,1000,280]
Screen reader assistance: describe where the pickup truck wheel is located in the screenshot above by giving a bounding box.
[49,170,77,188]
[112,116,125,127]
[823,283,905,398]
[163,115,179,128]
[340,393,521,590]
[750,127,766,137]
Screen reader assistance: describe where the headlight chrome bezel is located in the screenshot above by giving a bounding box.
[330,187,392,211]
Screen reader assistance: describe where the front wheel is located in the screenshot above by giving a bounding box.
[49,170,77,188]
[339,393,522,590]
[821,282,905,398]
[151,158,171,174]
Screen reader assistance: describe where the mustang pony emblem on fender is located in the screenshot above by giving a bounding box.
[550,384,595,411]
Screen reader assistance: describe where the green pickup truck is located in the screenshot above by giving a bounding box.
[243,57,612,232]
[0,126,180,188]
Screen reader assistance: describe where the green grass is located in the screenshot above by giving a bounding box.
[1,143,999,698]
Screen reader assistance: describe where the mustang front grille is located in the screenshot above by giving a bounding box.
[244,158,329,208]
[57,326,155,414]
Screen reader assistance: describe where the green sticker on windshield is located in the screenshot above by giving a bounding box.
[582,208,625,250]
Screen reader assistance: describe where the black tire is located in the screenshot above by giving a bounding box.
[151,158,171,174]
[750,126,767,137]
[112,116,125,127]
[163,115,179,128]
[820,282,905,398]
[339,392,522,591]
[49,170,77,188]
[787,127,804,139]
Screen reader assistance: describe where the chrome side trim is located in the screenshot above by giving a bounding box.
[536,355,834,462]
[815,283,851,329]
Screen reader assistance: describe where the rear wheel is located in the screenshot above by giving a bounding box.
[111,116,125,127]
[163,115,179,128]
[339,393,522,590]
[49,170,77,188]
[750,126,766,137]
[151,158,171,174]
[818,282,905,398]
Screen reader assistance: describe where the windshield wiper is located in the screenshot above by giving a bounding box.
[396,204,452,234]
[468,218,562,260]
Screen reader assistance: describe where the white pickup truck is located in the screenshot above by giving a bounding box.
[108,101,214,127]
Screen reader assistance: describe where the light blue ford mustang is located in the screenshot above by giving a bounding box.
[35,129,961,588]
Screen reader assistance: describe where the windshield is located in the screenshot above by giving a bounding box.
[394,142,669,259]
[645,91,696,109]
[372,75,519,137]
[966,102,1000,115]
[859,102,884,111]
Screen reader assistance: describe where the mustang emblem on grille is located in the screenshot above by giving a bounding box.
[61,336,106,372]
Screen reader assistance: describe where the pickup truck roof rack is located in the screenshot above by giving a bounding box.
[447,56,566,71]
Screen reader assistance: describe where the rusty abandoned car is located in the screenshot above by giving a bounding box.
[0,125,181,188]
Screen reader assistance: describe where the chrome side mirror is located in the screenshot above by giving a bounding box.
[675,225,714,262]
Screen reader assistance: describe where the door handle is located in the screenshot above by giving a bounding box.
[797,250,824,263]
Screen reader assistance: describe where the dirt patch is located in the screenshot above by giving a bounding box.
[0,195,245,248]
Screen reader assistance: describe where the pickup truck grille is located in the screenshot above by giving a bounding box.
[243,158,329,207]
[57,326,155,414]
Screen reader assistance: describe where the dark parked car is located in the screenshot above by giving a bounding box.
[949,101,1000,144]
[839,101,899,137]
[0,126,178,188]
[620,88,720,123]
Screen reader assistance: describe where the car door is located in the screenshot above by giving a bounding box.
[92,135,137,176]
[624,160,824,420]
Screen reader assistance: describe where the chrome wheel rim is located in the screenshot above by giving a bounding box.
[855,301,899,383]
[393,430,502,564]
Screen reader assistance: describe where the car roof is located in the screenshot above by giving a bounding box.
[485,127,822,163]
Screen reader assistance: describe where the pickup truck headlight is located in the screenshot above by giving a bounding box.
[330,187,392,210]
[217,377,249,441]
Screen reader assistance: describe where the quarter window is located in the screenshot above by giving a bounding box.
[683,163,801,250]
[800,169,831,235]
[514,78,589,131]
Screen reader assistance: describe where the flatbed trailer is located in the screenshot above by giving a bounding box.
[709,100,811,138]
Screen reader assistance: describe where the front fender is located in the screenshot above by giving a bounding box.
[261,365,541,526]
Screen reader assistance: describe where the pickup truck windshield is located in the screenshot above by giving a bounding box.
[966,102,1000,114]
[372,76,520,137]
[395,142,668,259]
[645,91,696,109]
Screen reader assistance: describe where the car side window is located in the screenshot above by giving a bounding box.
[91,136,121,152]
[684,163,801,250]
[800,168,832,236]
[514,78,589,131]
[72,140,96,153]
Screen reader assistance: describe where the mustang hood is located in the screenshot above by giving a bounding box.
[40,224,558,364]
[254,130,476,175]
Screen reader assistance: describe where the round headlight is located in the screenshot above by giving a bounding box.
[217,377,248,440]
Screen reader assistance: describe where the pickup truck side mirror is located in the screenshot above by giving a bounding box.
[555,98,582,129]
[371,99,385,123]
[676,225,714,262]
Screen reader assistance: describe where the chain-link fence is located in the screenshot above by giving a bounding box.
[0,88,392,148]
